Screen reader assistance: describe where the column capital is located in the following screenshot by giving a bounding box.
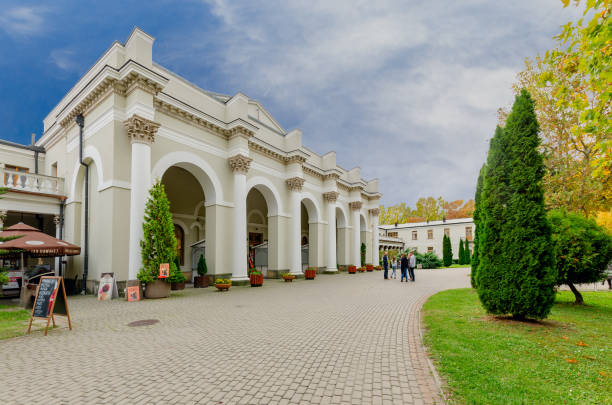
[228,154,253,174]
[349,201,363,210]
[53,215,61,225]
[286,177,305,192]
[124,114,160,145]
[323,191,339,203]
[368,208,380,216]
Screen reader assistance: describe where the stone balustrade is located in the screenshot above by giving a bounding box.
[0,168,65,196]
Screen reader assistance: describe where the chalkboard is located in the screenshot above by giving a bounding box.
[28,276,72,336]
[32,278,58,318]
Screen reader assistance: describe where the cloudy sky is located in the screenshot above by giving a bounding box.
[0,0,581,206]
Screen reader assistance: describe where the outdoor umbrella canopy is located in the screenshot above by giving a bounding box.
[0,222,81,258]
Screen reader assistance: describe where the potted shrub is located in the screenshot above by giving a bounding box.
[374,265,382,271]
[358,266,366,272]
[366,264,374,271]
[194,254,209,288]
[304,267,317,280]
[249,268,263,287]
[171,256,186,290]
[348,265,357,274]
[214,278,231,291]
[281,273,295,282]
[137,181,176,299]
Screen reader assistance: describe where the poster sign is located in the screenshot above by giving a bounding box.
[159,263,169,278]
[127,286,140,302]
[98,272,119,301]
[27,276,72,336]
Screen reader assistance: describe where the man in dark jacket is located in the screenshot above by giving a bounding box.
[383,251,389,279]
[400,253,409,282]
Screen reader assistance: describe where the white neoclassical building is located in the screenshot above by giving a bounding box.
[0,28,382,290]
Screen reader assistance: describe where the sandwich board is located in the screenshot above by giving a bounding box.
[27,276,72,336]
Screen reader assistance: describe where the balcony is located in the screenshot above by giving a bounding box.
[1,168,65,197]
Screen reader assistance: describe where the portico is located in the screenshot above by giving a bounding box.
[1,28,382,290]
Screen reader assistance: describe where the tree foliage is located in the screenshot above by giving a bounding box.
[471,164,486,288]
[544,0,611,184]
[549,209,612,304]
[360,242,366,266]
[477,91,557,320]
[458,239,465,265]
[442,234,453,267]
[379,198,475,225]
[137,181,178,284]
[197,254,208,276]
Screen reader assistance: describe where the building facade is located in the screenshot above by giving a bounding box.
[379,218,474,260]
[0,28,381,290]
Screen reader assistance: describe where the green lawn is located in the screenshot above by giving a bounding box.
[0,304,32,340]
[423,289,612,405]
[440,264,471,269]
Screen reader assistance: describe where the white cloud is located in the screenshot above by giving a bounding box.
[166,0,584,206]
[50,48,78,71]
[0,6,48,38]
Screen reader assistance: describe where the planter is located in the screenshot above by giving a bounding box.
[215,283,231,291]
[348,265,357,274]
[366,264,374,272]
[171,282,186,290]
[304,269,317,280]
[144,280,171,299]
[282,274,295,282]
[374,266,382,271]
[358,267,366,272]
[194,276,209,288]
[250,273,264,287]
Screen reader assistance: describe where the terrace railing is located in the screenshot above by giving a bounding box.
[1,168,65,196]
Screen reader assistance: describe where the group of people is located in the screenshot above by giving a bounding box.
[382,251,416,282]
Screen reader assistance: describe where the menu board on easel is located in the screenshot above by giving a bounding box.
[27,276,72,336]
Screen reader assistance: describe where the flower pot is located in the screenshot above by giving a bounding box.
[348,266,357,274]
[366,264,373,272]
[144,279,171,299]
[171,282,185,290]
[194,276,209,288]
[304,269,316,280]
[215,283,231,291]
[358,267,366,272]
[282,275,295,282]
[250,273,264,287]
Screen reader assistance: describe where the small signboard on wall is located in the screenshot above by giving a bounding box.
[98,272,119,301]
[159,263,169,278]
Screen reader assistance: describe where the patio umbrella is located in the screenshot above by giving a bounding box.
[0,222,81,259]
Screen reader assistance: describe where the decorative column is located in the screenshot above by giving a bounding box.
[0,210,6,231]
[287,177,305,275]
[54,215,61,275]
[349,201,362,266]
[324,192,339,272]
[229,154,252,282]
[369,208,380,265]
[125,115,160,281]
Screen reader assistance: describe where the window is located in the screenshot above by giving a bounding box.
[174,224,184,266]
[388,231,398,238]
[427,246,434,253]
[444,228,450,237]
[465,226,473,241]
[427,229,433,240]
[412,231,417,240]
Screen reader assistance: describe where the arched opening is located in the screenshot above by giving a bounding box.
[300,196,321,272]
[247,188,268,273]
[360,214,367,267]
[161,166,206,282]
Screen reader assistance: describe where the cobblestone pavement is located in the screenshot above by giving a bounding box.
[1,268,470,404]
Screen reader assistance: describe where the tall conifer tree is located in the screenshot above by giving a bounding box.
[458,239,465,265]
[478,90,556,319]
[442,234,452,267]
[471,164,486,287]
[138,181,179,283]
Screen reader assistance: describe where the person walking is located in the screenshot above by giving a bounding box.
[408,251,416,282]
[391,257,398,279]
[400,253,409,282]
[383,251,389,280]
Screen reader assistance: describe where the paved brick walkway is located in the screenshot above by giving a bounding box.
[1,268,470,404]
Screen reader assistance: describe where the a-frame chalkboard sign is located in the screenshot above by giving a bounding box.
[27,276,72,336]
